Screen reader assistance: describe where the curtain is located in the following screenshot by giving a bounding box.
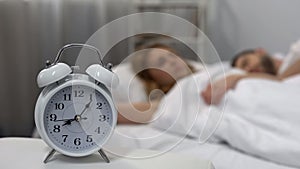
[0,0,44,136]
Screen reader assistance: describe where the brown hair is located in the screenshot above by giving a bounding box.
[131,43,195,99]
[231,49,255,67]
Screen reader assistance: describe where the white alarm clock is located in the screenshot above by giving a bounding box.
[34,44,119,163]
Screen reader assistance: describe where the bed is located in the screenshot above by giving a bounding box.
[110,60,300,169]
[106,125,297,169]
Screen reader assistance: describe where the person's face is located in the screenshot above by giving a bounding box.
[146,48,190,86]
[235,53,276,74]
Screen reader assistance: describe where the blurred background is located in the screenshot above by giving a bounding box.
[1,0,300,137]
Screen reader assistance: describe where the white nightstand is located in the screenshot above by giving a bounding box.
[0,137,214,169]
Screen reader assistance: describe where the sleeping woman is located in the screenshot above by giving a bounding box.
[116,43,197,124]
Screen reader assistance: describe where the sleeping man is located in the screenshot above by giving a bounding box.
[201,40,300,105]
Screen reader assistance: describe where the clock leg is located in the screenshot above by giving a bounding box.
[43,149,56,163]
[98,149,110,163]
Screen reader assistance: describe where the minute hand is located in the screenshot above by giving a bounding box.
[79,94,93,116]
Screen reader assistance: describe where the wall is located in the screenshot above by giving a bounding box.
[206,0,300,61]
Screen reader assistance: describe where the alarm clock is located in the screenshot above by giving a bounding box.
[34,44,119,163]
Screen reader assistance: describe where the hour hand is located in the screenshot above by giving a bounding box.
[61,116,88,126]
[54,118,75,126]
[62,119,74,126]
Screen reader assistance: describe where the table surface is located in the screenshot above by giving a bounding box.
[0,137,214,169]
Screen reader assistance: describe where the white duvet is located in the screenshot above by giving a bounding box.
[152,70,300,168]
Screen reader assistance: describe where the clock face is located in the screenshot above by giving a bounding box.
[43,84,113,155]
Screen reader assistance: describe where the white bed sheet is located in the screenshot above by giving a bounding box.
[110,55,300,168]
[106,125,297,169]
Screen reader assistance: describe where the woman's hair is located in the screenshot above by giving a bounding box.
[231,49,255,67]
[131,43,195,99]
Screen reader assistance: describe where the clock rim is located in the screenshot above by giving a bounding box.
[35,75,117,157]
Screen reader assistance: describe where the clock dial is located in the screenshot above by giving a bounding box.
[44,84,113,154]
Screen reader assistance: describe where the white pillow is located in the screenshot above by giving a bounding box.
[111,63,147,103]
